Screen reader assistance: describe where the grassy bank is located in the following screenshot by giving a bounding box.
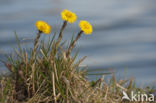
[0,10,155,103]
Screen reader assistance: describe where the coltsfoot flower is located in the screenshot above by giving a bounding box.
[35,21,51,34]
[79,20,93,35]
[61,9,77,23]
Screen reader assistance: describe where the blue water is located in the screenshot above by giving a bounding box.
[0,0,156,86]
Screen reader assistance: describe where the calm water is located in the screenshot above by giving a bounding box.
[0,0,156,86]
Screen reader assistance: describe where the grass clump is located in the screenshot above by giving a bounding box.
[0,9,155,103]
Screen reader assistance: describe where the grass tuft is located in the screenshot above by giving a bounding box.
[0,22,155,103]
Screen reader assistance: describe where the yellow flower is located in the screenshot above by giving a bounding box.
[35,21,51,34]
[79,20,93,35]
[61,9,77,23]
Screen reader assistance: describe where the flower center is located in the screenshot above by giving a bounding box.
[83,24,89,29]
[65,13,72,18]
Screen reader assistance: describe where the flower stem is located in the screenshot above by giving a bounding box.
[34,31,42,52]
[66,31,83,57]
[56,21,67,45]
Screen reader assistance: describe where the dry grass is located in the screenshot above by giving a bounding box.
[0,23,155,103]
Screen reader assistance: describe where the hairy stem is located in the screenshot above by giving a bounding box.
[66,31,83,57]
[34,31,42,52]
[56,21,67,45]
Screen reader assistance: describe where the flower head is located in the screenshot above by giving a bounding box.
[35,21,51,34]
[79,20,93,35]
[61,9,77,23]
